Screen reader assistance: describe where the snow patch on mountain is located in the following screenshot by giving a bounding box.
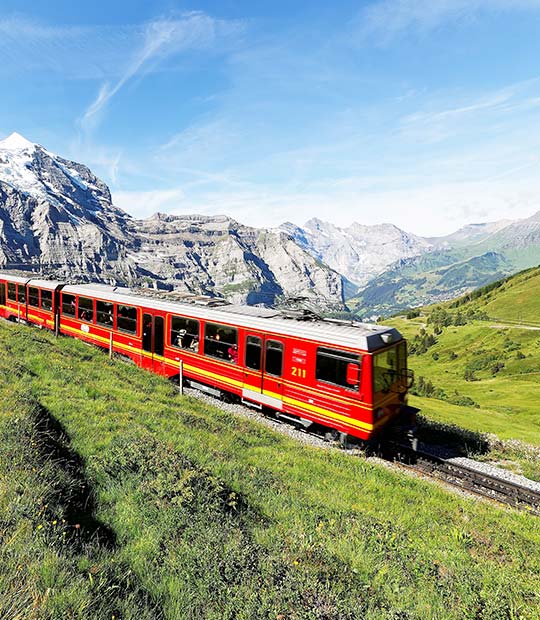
[0,132,35,150]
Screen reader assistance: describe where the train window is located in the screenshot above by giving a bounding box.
[0,283,5,306]
[117,305,137,334]
[245,336,262,370]
[204,323,238,362]
[96,300,114,327]
[7,283,16,301]
[265,340,283,377]
[17,284,26,304]
[373,346,403,394]
[171,316,199,352]
[316,347,360,391]
[28,287,40,308]
[78,297,94,322]
[41,290,52,311]
[62,294,76,316]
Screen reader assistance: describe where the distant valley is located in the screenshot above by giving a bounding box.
[285,212,540,318]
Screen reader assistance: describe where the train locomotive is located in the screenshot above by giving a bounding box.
[0,272,417,445]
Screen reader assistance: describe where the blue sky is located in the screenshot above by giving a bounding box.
[1,0,540,235]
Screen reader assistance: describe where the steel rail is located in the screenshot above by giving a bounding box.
[385,445,540,514]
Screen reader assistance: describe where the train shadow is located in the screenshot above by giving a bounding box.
[31,401,117,549]
[415,414,490,458]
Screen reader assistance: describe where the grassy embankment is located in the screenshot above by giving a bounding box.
[1,320,540,619]
[389,266,540,476]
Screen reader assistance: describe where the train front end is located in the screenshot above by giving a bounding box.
[369,335,418,448]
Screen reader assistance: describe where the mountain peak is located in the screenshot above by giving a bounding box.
[0,132,36,151]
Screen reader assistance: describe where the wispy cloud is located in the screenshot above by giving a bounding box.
[0,14,243,131]
[0,17,133,79]
[398,78,540,143]
[358,0,540,41]
[81,13,244,131]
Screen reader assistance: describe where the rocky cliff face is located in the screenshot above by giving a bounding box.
[129,213,344,308]
[281,218,433,288]
[0,133,345,309]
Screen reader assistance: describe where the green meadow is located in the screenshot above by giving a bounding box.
[1,319,540,619]
[389,266,540,477]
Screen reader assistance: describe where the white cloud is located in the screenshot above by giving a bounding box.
[111,169,540,237]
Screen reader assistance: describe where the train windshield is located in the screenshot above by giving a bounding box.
[373,341,408,396]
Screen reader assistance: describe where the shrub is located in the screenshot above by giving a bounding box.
[491,362,505,375]
[503,338,521,352]
[464,368,478,382]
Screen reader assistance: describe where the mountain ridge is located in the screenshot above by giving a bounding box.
[0,133,345,309]
[2,131,540,315]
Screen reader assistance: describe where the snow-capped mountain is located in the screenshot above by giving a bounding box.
[0,132,132,279]
[281,218,433,287]
[0,133,345,309]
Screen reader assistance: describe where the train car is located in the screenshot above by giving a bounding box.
[52,283,415,442]
[0,271,416,443]
[0,273,30,321]
[0,273,64,329]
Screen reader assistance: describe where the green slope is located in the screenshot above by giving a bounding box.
[390,266,540,455]
[350,250,516,318]
[1,322,540,619]
[349,220,540,317]
[448,265,540,324]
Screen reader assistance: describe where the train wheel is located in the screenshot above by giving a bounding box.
[220,390,240,404]
[324,429,340,443]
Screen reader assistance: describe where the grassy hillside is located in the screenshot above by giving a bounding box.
[1,321,540,619]
[391,266,540,458]
[448,265,540,324]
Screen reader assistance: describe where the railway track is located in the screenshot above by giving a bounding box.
[185,386,540,515]
[185,384,540,515]
[383,443,540,514]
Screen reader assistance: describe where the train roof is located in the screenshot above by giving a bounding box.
[61,283,402,352]
[1,273,31,284]
[27,278,65,291]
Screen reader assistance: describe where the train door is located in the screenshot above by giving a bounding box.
[154,316,164,356]
[243,334,263,395]
[241,335,285,411]
[263,339,285,402]
[17,284,27,320]
[0,282,5,308]
[142,313,165,371]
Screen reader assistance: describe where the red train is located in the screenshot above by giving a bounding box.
[0,272,417,444]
